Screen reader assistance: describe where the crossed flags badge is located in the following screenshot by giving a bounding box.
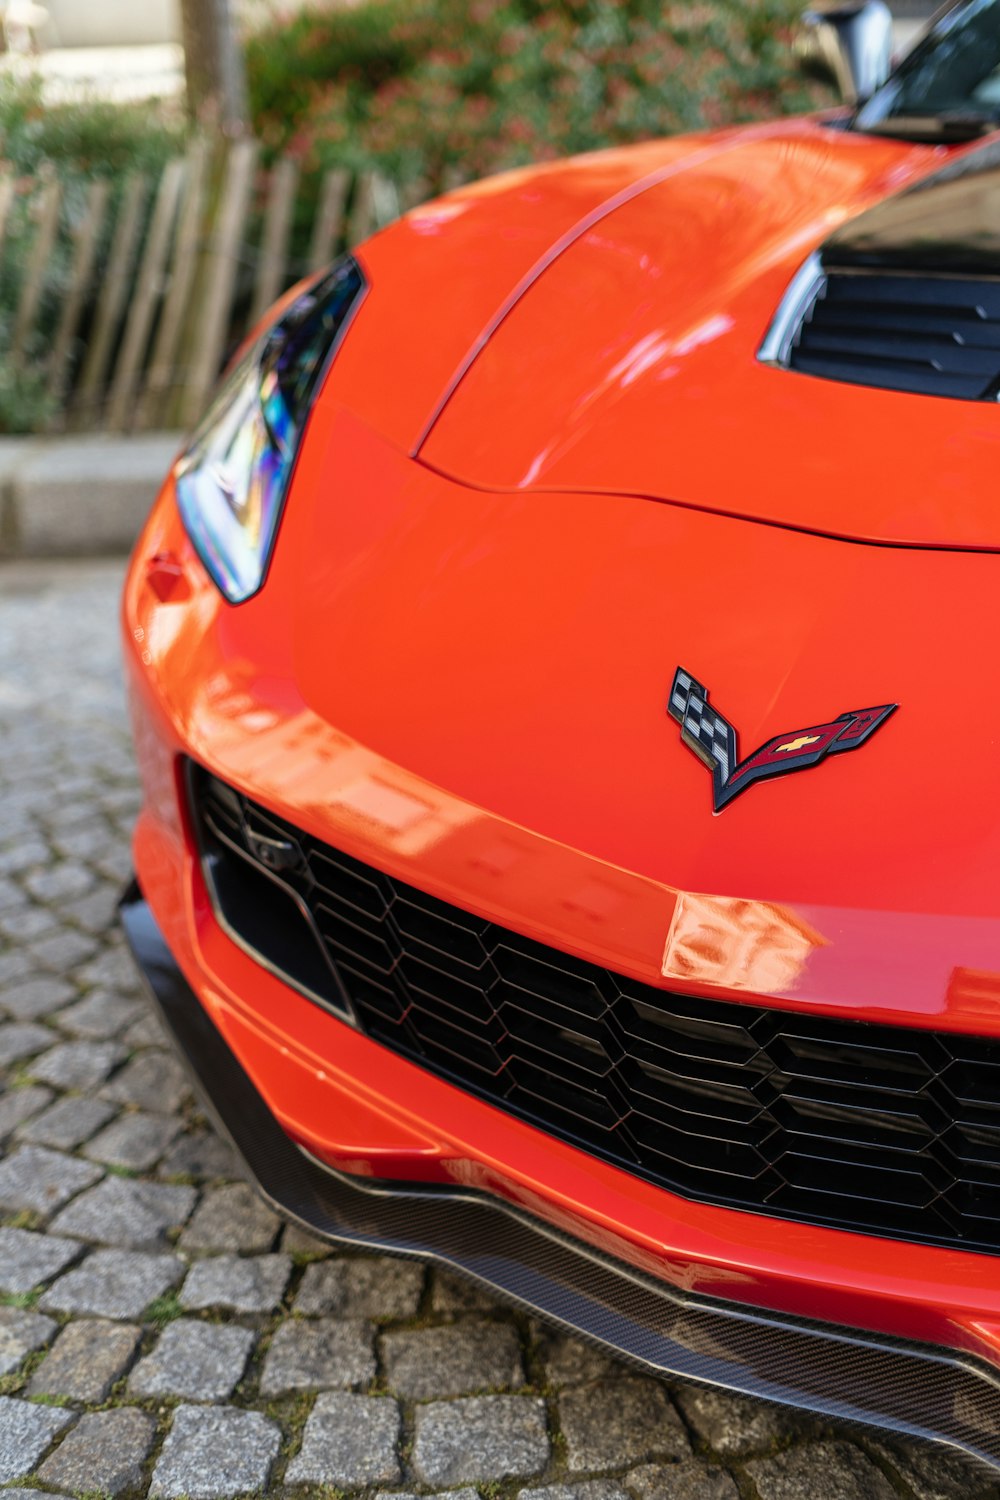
[668,667,896,813]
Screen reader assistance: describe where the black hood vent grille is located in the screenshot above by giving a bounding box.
[786,269,1000,401]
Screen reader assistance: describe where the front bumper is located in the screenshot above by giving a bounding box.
[122,879,1000,1471]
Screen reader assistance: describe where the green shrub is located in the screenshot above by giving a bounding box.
[246,0,431,131]
[247,0,824,186]
[0,75,186,179]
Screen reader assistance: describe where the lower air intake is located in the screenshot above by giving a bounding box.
[189,762,1000,1258]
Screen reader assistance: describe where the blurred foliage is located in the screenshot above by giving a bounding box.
[246,0,824,184]
[0,75,186,178]
[0,361,54,435]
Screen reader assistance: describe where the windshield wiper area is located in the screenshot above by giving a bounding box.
[863,110,1000,142]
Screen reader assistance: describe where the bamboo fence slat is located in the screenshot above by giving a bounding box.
[71,174,148,426]
[181,137,259,429]
[107,158,186,433]
[251,154,299,325]
[2,144,431,434]
[307,167,350,272]
[346,172,376,249]
[0,173,16,271]
[442,165,471,192]
[371,173,401,230]
[137,140,209,432]
[46,178,112,410]
[400,178,431,212]
[12,174,62,367]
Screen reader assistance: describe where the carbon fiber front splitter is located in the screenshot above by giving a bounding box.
[120,878,1000,1474]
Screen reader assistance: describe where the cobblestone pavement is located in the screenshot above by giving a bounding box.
[0,559,998,1500]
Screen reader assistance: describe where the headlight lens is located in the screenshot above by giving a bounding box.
[175,256,366,603]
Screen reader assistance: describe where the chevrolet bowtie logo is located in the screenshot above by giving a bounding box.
[667,668,897,812]
[776,735,821,754]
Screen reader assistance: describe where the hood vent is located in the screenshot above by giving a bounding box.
[763,257,1000,402]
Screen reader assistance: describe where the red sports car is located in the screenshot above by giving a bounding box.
[121,0,1000,1470]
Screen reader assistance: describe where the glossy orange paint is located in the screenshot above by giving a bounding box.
[331,132,735,451]
[417,123,1000,550]
[124,115,1000,1371]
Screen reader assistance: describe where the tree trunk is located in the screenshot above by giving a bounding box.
[179,0,248,134]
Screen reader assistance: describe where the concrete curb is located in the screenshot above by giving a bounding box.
[0,434,181,558]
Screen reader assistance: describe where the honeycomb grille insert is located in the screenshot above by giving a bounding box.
[190,765,1000,1258]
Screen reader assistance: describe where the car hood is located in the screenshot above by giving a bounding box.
[405,121,1000,552]
[179,404,1000,1035]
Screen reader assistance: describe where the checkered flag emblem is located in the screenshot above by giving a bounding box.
[666,665,896,812]
[668,668,737,788]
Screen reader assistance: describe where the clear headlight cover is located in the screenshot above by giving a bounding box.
[175,257,366,604]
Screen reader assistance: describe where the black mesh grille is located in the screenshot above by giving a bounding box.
[788,269,1000,401]
[190,764,1000,1258]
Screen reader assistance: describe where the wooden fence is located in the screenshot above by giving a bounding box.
[0,140,428,434]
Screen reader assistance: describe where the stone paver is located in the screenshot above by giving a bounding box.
[286,1392,401,1487]
[559,1379,690,1471]
[0,558,995,1500]
[282,1222,333,1258]
[674,1385,813,1458]
[0,977,75,1021]
[0,1226,82,1292]
[0,1490,72,1500]
[0,907,58,941]
[0,1394,74,1481]
[19,1095,118,1150]
[52,990,143,1039]
[534,1325,619,1387]
[38,1408,155,1497]
[382,1318,524,1397]
[870,1439,1000,1500]
[29,928,97,969]
[150,1405,281,1498]
[28,1039,126,1090]
[260,1318,376,1394]
[0,1084,52,1139]
[84,1110,181,1170]
[49,1174,196,1248]
[380,1492,479,1500]
[179,1182,280,1253]
[296,1253,424,1318]
[76,947,140,993]
[0,1143,103,1215]
[179,1252,292,1313]
[101,1051,190,1113]
[519,1485,631,1500]
[129,1319,255,1401]
[124,1011,168,1050]
[0,1304,57,1374]
[432,1268,502,1314]
[627,1464,740,1500]
[746,1442,899,1500]
[24,864,94,904]
[40,1248,185,1319]
[28,1317,142,1401]
[413,1396,550,1484]
[0,1022,58,1067]
[157,1128,239,1182]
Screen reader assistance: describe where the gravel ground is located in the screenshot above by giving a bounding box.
[0,557,996,1500]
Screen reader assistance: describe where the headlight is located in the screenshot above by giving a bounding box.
[175,256,367,603]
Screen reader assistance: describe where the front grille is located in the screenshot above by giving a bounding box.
[190,764,1000,1257]
[787,269,1000,401]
